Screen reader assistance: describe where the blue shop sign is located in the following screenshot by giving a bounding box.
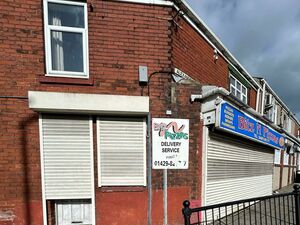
[218,102,286,150]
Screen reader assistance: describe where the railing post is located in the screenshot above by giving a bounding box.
[294,184,300,225]
[182,200,192,225]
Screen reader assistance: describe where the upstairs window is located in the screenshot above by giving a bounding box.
[44,0,89,78]
[264,93,276,122]
[230,75,247,104]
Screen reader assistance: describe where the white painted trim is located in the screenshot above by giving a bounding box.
[174,1,259,91]
[96,118,101,187]
[43,0,49,79]
[89,117,96,225]
[256,88,261,112]
[103,0,259,91]
[143,118,147,186]
[202,125,208,207]
[178,12,257,91]
[43,0,89,78]
[47,0,87,6]
[261,82,266,115]
[28,91,150,115]
[39,115,48,225]
[111,0,173,6]
[262,79,300,126]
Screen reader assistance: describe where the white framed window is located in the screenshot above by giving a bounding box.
[43,0,89,78]
[264,93,276,122]
[97,118,147,186]
[274,149,281,165]
[283,152,289,165]
[230,75,248,104]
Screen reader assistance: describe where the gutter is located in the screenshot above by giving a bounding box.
[172,0,260,90]
[191,87,300,146]
[260,78,300,127]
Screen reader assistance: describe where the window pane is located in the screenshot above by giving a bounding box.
[230,85,236,95]
[230,76,235,86]
[51,31,83,72]
[242,95,246,103]
[48,3,84,28]
[236,91,241,99]
[274,150,281,164]
[242,86,246,94]
[236,82,241,90]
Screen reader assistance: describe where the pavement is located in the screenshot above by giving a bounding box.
[204,184,297,225]
[277,183,295,193]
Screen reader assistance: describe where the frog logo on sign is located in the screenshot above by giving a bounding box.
[154,121,188,140]
[152,118,189,169]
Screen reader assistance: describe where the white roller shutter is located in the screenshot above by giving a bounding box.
[206,132,274,206]
[97,118,146,186]
[40,115,93,199]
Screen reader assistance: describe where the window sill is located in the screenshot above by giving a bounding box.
[100,186,146,193]
[39,75,93,85]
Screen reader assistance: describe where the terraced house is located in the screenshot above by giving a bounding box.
[1,0,299,225]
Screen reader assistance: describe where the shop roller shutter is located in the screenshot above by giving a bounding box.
[98,118,146,186]
[41,115,93,199]
[206,132,274,206]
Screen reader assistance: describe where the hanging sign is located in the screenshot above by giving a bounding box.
[152,118,189,169]
[217,101,286,150]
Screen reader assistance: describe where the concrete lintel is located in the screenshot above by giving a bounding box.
[28,91,149,115]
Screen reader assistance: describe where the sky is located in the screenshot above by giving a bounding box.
[185,0,300,120]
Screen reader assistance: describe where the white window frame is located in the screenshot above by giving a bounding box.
[97,118,147,187]
[229,75,248,104]
[264,93,276,122]
[274,149,281,165]
[283,152,289,166]
[43,0,89,78]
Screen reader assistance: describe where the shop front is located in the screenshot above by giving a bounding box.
[201,98,286,206]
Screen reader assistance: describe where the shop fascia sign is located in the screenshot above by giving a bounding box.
[216,101,286,150]
[152,118,189,169]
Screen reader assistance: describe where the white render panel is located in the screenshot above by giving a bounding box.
[41,115,93,199]
[29,91,149,115]
[206,133,274,206]
[98,118,146,186]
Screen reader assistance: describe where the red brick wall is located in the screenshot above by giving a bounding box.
[148,80,202,224]
[171,14,258,109]
[171,14,229,88]
[249,89,257,109]
[0,99,42,225]
[0,0,259,224]
[0,1,203,225]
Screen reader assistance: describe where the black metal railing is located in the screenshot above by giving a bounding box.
[183,184,300,225]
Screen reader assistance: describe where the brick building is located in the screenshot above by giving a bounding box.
[0,0,299,225]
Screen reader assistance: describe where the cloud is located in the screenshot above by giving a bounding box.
[186,0,300,120]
